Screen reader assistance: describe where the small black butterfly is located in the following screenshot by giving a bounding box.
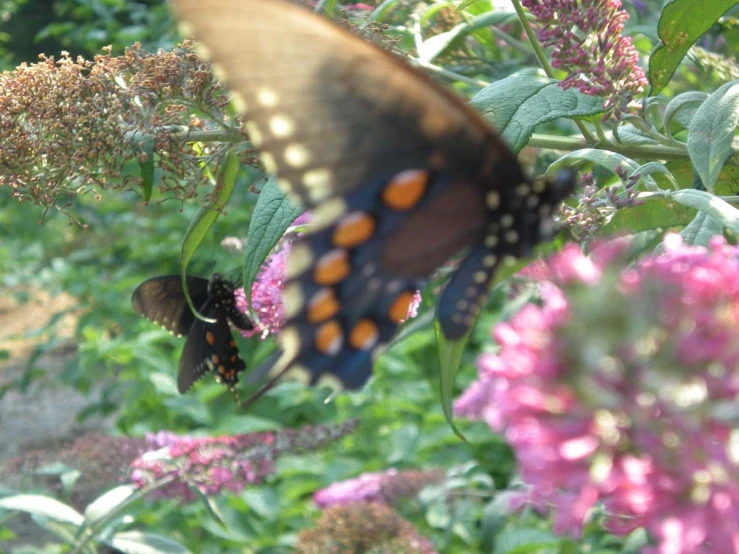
[131,274,253,393]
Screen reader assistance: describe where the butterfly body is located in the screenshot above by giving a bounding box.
[132,274,251,393]
[172,0,576,394]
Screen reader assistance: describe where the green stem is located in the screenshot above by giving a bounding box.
[528,133,689,161]
[510,0,597,144]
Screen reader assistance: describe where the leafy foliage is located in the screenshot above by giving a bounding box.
[2,0,739,553]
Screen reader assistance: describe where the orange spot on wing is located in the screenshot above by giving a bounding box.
[212,354,220,364]
[333,212,376,248]
[382,169,428,211]
[308,288,340,323]
[314,249,350,285]
[315,320,343,355]
[349,319,379,350]
[388,291,416,323]
[206,331,215,346]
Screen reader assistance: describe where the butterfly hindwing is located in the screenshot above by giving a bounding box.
[178,305,245,394]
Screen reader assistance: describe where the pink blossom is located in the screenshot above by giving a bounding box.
[456,234,739,553]
[521,0,648,119]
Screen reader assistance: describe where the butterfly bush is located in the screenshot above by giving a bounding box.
[0,43,251,222]
[130,419,359,500]
[522,0,648,118]
[313,468,445,509]
[455,235,739,554]
[296,502,438,554]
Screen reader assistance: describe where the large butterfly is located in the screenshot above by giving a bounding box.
[131,274,253,393]
[171,0,576,393]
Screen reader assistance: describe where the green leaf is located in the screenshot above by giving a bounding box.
[435,321,468,442]
[668,189,739,234]
[551,149,660,188]
[611,124,659,147]
[680,211,724,245]
[242,176,303,306]
[84,485,136,523]
[649,0,739,94]
[663,91,708,132]
[418,11,514,63]
[687,80,739,191]
[471,73,604,152]
[494,528,560,554]
[603,196,695,236]
[0,494,84,526]
[180,150,241,317]
[108,530,192,554]
[136,134,155,202]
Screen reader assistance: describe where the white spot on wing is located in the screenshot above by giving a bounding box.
[230,91,248,114]
[303,168,332,189]
[269,115,295,138]
[312,197,347,230]
[286,243,313,279]
[257,87,279,107]
[261,152,277,173]
[284,144,311,168]
[282,282,304,320]
[245,121,263,147]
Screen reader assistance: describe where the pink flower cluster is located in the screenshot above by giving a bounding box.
[456,235,739,553]
[522,0,648,118]
[313,468,444,509]
[130,419,359,500]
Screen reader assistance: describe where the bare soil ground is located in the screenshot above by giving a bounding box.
[0,289,116,549]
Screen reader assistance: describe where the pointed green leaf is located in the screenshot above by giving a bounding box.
[669,189,739,233]
[108,530,192,554]
[436,321,468,441]
[418,11,514,63]
[180,150,241,317]
[0,495,83,526]
[242,177,303,307]
[471,74,604,152]
[663,91,708,132]
[649,0,739,94]
[687,80,739,191]
[84,485,136,523]
[681,211,724,246]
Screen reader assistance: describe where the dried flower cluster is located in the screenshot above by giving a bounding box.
[296,502,438,554]
[130,418,359,500]
[559,169,642,241]
[0,43,246,220]
[522,0,648,118]
[455,235,739,553]
[313,468,445,509]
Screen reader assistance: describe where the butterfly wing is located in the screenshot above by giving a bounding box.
[171,0,575,393]
[131,275,210,336]
[171,0,507,207]
[178,304,246,394]
[133,274,249,394]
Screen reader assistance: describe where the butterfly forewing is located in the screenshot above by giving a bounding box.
[172,0,509,208]
[131,276,210,336]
